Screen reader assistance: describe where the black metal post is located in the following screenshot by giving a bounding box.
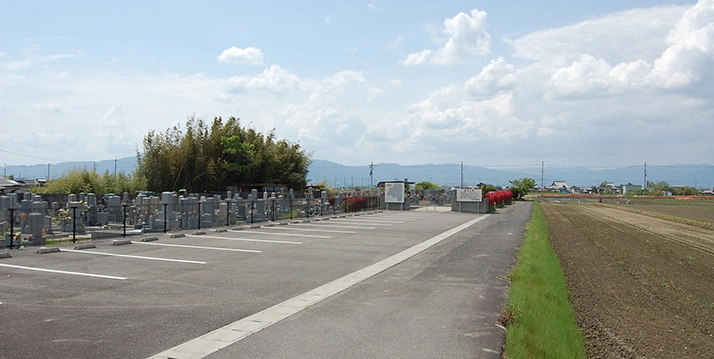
[305,199,309,218]
[122,203,128,237]
[289,196,292,220]
[197,201,202,230]
[8,208,15,249]
[272,198,276,221]
[72,206,77,243]
[250,201,254,224]
[226,200,231,227]
[163,203,168,233]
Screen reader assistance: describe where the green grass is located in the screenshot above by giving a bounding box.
[502,203,586,359]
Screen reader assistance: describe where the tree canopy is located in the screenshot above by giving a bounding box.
[33,167,146,195]
[137,116,311,193]
[509,177,536,200]
[415,181,440,190]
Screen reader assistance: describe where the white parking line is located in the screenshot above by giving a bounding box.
[335,218,403,223]
[0,263,127,280]
[295,223,376,230]
[266,226,357,234]
[147,214,489,359]
[62,249,206,264]
[326,220,392,226]
[187,234,301,245]
[133,241,263,253]
[236,230,332,239]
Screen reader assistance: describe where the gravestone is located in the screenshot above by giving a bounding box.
[201,196,216,228]
[20,199,30,234]
[28,213,44,245]
[86,193,98,226]
[154,192,178,230]
[106,195,121,223]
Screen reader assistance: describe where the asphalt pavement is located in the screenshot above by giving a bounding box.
[0,202,532,359]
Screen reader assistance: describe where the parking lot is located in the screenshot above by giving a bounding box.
[0,204,531,358]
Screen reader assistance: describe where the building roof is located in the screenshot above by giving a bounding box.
[0,178,23,193]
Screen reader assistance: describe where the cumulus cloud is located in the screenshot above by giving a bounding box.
[546,55,651,98]
[217,46,265,65]
[223,64,300,95]
[519,1,714,98]
[403,8,491,66]
[647,0,714,88]
[464,56,516,96]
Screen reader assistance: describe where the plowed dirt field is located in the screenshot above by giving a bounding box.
[541,201,714,358]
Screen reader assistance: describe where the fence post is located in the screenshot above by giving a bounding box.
[8,208,15,249]
[163,203,168,233]
[197,201,202,230]
[122,202,128,237]
[226,200,231,227]
[71,205,77,243]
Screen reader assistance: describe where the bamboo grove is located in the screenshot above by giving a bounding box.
[136,116,311,193]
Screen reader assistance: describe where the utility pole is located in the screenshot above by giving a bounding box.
[541,161,544,197]
[460,161,464,188]
[642,161,647,198]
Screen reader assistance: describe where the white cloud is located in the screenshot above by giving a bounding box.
[33,102,62,114]
[647,0,714,88]
[0,50,82,71]
[99,102,124,126]
[403,8,491,66]
[511,6,688,65]
[222,64,300,95]
[546,55,651,98]
[387,35,404,50]
[464,56,516,96]
[217,46,265,65]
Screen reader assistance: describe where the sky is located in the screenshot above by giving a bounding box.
[1,0,713,169]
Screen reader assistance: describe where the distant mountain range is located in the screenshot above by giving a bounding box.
[4,157,713,189]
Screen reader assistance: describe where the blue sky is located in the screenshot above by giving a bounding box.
[1,0,712,169]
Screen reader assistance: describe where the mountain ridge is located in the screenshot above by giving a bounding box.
[3,158,712,189]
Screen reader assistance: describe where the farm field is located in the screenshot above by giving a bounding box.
[540,199,714,358]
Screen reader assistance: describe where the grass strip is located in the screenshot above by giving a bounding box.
[501,202,586,359]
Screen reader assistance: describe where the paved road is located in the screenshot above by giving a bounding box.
[0,202,531,358]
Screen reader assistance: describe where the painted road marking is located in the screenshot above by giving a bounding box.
[327,220,392,226]
[147,214,490,359]
[266,226,357,234]
[236,230,332,239]
[62,249,207,264]
[188,234,302,245]
[133,241,263,253]
[0,263,127,280]
[294,223,376,230]
[336,218,403,223]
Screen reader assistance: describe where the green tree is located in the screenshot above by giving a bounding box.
[33,167,145,195]
[509,177,537,200]
[136,116,311,193]
[415,181,440,190]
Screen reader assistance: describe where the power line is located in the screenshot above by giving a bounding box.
[0,148,70,163]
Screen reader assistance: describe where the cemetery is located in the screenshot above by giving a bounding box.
[1,188,382,248]
[1,183,507,248]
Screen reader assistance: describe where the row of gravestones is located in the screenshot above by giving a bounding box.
[1,188,360,246]
[1,192,53,246]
